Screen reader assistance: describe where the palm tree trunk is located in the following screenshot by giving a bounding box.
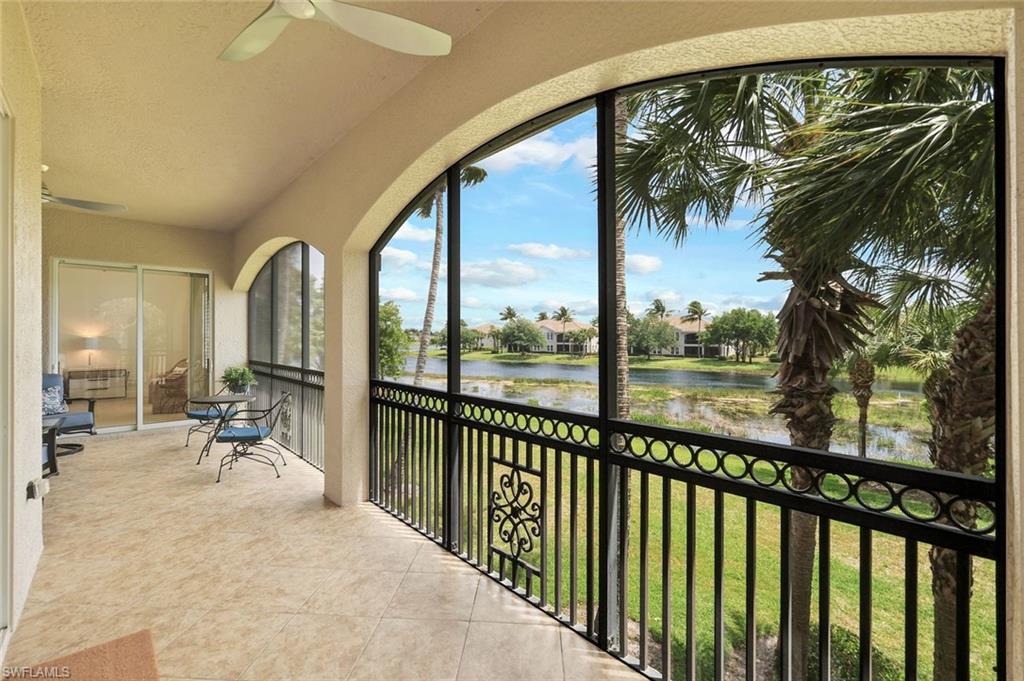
[850,354,875,459]
[413,189,444,387]
[771,289,839,681]
[924,291,995,681]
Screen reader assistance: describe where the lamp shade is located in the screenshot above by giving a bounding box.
[82,337,100,350]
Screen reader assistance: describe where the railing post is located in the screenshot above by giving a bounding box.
[444,165,462,552]
[596,90,621,651]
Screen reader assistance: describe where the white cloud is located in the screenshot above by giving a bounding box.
[381,287,419,302]
[464,296,485,309]
[381,246,417,268]
[462,259,546,288]
[508,242,591,260]
[393,225,435,242]
[479,132,596,173]
[625,254,663,275]
[645,290,683,304]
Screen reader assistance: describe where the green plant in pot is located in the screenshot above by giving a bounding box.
[221,366,257,394]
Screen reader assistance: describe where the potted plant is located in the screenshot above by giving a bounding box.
[220,366,257,394]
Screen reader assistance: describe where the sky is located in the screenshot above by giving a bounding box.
[379,107,789,331]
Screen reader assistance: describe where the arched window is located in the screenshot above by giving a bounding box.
[247,241,325,469]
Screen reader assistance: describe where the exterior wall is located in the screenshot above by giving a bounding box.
[1,0,44,656]
[228,6,1022,666]
[40,206,247,384]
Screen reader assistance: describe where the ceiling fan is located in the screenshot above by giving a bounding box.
[41,165,127,213]
[220,0,452,62]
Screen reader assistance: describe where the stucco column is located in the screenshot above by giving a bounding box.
[1006,9,1024,676]
[323,246,370,505]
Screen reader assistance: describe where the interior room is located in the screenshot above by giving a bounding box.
[1,2,1022,679]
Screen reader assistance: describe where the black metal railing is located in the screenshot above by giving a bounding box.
[370,378,1000,681]
[250,360,324,471]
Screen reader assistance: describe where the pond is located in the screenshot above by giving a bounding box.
[403,370,930,464]
[403,356,923,394]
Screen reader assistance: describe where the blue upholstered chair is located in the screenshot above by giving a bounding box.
[213,392,291,483]
[42,374,95,454]
[183,386,237,447]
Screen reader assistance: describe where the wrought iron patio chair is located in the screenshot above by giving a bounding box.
[213,392,291,482]
[183,385,237,447]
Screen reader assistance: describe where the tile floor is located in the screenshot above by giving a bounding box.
[8,428,643,681]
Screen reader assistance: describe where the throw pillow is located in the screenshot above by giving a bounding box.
[42,385,68,416]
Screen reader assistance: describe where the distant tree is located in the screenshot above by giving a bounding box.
[433,320,480,354]
[500,306,519,322]
[628,315,676,359]
[535,311,549,321]
[646,298,671,319]
[500,318,546,356]
[590,316,600,327]
[565,327,597,357]
[377,301,407,379]
[487,327,503,353]
[702,308,777,362]
[684,301,710,357]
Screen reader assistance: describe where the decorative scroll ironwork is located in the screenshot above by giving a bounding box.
[609,423,997,537]
[490,467,542,560]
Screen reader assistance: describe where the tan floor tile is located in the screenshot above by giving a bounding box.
[385,572,480,621]
[471,578,558,627]
[157,609,291,680]
[457,621,564,681]
[217,566,332,613]
[348,618,468,681]
[5,602,124,666]
[560,628,643,681]
[301,569,405,617]
[409,543,480,575]
[240,613,376,680]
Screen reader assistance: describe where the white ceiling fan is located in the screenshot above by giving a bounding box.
[41,165,127,213]
[220,0,452,62]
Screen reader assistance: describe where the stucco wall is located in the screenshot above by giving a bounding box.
[41,205,247,384]
[2,0,43,656]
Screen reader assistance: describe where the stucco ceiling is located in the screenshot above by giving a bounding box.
[22,1,497,230]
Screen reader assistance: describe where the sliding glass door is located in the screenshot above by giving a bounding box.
[142,270,210,424]
[55,260,211,430]
[57,263,138,429]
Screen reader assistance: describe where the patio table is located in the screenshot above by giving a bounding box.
[191,394,255,465]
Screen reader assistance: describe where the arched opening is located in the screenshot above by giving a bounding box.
[247,240,326,470]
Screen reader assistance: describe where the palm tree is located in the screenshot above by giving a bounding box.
[500,306,519,322]
[535,311,548,321]
[552,305,574,333]
[683,300,709,357]
[618,69,876,679]
[412,166,488,387]
[646,298,670,319]
[756,66,995,680]
[847,351,876,458]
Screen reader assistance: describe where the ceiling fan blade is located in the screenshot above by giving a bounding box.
[311,0,451,56]
[219,2,294,62]
[43,194,127,213]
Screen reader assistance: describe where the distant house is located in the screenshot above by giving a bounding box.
[473,323,499,350]
[661,316,721,357]
[533,319,599,355]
